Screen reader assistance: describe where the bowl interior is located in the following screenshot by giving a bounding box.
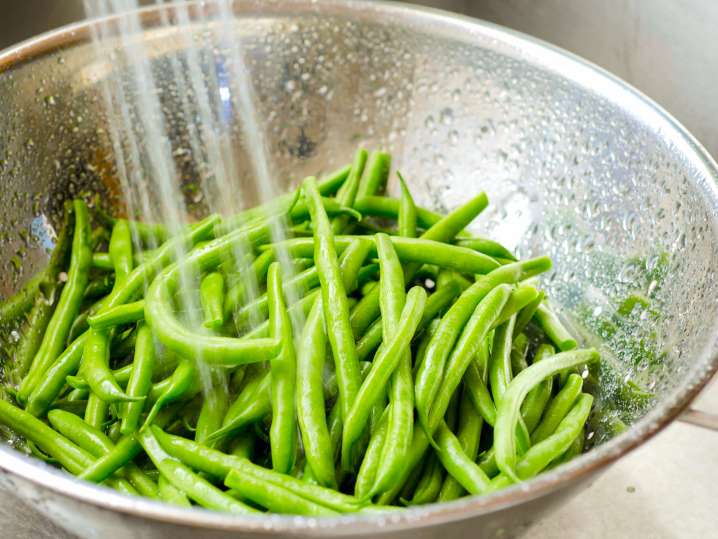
[0,0,717,515]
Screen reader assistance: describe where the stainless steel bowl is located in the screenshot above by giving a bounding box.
[0,1,717,537]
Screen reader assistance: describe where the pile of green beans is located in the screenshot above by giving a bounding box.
[0,149,599,515]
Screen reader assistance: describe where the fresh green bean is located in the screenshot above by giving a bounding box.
[267,262,297,474]
[143,358,196,428]
[19,200,92,401]
[354,409,388,499]
[120,322,155,434]
[153,427,364,513]
[488,316,516,405]
[531,373,584,443]
[195,371,229,447]
[225,469,336,516]
[200,272,225,330]
[435,421,491,495]
[144,219,279,366]
[521,344,555,433]
[356,150,391,200]
[109,220,133,284]
[81,328,139,403]
[158,475,191,507]
[411,453,444,505]
[438,389,483,502]
[490,394,593,489]
[342,286,426,467]
[371,234,415,493]
[332,148,369,233]
[87,301,145,330]
[303,176,361,425]
[138,429,256,514]
[494,349,599,480]
[534,303,577,351]
[414,259,549,432]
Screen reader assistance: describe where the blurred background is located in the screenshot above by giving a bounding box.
[2,0,717,158]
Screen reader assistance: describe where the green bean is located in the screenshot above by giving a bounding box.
[222,250,274,319]
[521,344,555,433]
[342,286,426,467]
[494,349,599,481]
[144,219,279,366]
[120,322,155,435]
[455,238,517,262]
[491,394,593,490]
[225,469,336,516]
[424,285,511,439]
[78,435,142,483]
[87,301,145,330]
[152,427,363,513]
[137,429,256,514]
[354,408,388,499]
[532,373,584,443]
[11,292,57,383]
[195,371,229,447]
[81,328,138,403]
[303,176,361,425]
[533,303,577,351]
[493,285,540,328]
[84,395,109,430]
[371,234,415,493]
[109,220,133,284]
[411,453,444,505]
[330,192,490,338]
[289,196,362,224]
[265,236,500,276]
[397,172,417,238]
[208,369,271,442]
[296,296,335,487]
[46,409,158,497]
[0,400,94,474]
[19,200,92,402]
[356,150,391,200]
[200,272,225,330]
[356,280,459,362]
[438,389,483,502]
[370,287,510,504]
[464,351,496,426]
[488,316,516,405]
[266,262,297,474]
[158,475,191,507]
[414,259,549,432]
[25,334,87,416]
[435,421,491,495]
[332,149,369,233]
[143,358,196,429]
[513,290,545,337]
[92,252,113,270]
[230,265,320,329]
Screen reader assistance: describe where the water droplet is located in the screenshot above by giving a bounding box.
[439,107,454,125]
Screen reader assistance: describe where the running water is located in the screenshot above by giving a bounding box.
[82,0,302,392]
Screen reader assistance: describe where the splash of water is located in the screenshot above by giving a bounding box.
[82,0,303,393]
